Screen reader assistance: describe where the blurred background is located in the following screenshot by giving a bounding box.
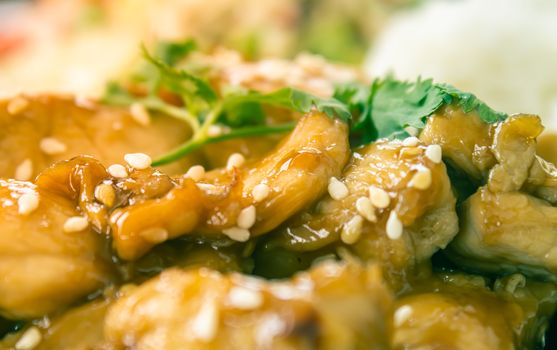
[0,0,557,129]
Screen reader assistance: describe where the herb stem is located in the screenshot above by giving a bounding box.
[152,122,295,166]
[142,98,200,132]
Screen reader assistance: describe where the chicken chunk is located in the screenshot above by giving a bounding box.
[0,95,193,177]
[447,187,557,282]
[110,111,349,260]
[104,261,392,350]
[0,157,114,319]
[262,139,458,288]
[420,105,543,190]
[390,273,557,349]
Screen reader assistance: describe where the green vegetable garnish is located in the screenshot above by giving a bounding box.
[103,41,351,166]
[339,76,507,146]
[103,41,506,166]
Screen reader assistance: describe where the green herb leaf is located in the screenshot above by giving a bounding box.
[223,88,352,122]
[141,45,218,108]
[154,39,197,66]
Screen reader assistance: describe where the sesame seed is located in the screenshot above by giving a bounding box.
[185,165,205,181]
[15,159,33,181]
[107,164,128,178]
[130,103,151,126]
[191,299,219,342]
[39,137,67,155]
[408,168,432,190]
[425,144,442,163]
[139,227,169,243]
[227,153,245,169]
[386,211,403,240]
[18,193,39,215]
[196,183,218,192]
[124,153,152,170]
[251,184,270,202]
[237,205,256,229]
[402,136,420,147]
[355,196,376,222]
[63,216,89,233]
[94,183,116,207]
[7,97,29,115]
[341,215,364,245]
[369,186,390,208]
[222,227,250,242]
[207,125,225,137]
[15,326,42,350]
[328,177,349,200]
[227,286,263,309]
[393,305,413,327]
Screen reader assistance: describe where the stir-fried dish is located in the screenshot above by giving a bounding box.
[0,42,556,350]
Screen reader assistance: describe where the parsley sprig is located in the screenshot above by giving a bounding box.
[103,41,351,165]
[103,40,507,165]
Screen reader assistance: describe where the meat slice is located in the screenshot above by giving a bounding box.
[391,273,557,349]
[0,95,193,177]
[447,187,557,282]
[263,138,458,288]
[0,157,114,319]
[104,261,392,350]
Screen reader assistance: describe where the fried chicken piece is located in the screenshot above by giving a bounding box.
[104,261,392,350]
[447,187,557,282]
[110,111,349,260]
[0,95,193,177]
[262,138,457,288]
[0,157,114,319]
[390,273,557,349]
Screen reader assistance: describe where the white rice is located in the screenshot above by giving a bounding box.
[366,0,557,130]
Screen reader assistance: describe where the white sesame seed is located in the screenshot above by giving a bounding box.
[227,286,263,309]
[222,227,250,242]
[328,177,349,200]
[237,205,256,229]
[139,227,169,243]
[39,137,67,155]
[386,211,403,240]
[196,183,218,192]
[63,216,89,233]
[402,136,420,147]
[369,186,390,208]
[191,299,219,342]
[207,125,225,137]
[94,183,116,207]
[425,144,442,164]
[107,164,128,178]
[130,103,151,126]
[251,184,270,202]
[185,165,205,181]
[408,168,432,190]
[341,215,364,245]
[355,196,376,222]
[15,159,33,181]
[18,193,39,215]
[124,153,152,170]
[15,326,42,350]
[227,153,245,169]
[7,97,29,115]
[393,305,413,327]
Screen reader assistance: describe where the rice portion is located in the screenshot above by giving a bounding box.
[365,0,557,130]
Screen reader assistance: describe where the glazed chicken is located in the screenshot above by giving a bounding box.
[261,138,458,288]
[391,273,557,349]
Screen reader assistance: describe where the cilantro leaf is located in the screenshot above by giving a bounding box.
[223,88,352,122]
[154,39,197,66]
